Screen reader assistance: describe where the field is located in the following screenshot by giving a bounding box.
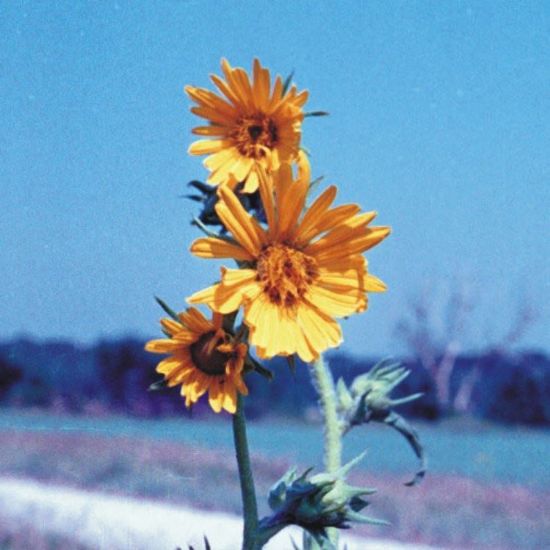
[1,410,549,548]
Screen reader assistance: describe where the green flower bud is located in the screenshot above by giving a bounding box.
[259,455,384,546]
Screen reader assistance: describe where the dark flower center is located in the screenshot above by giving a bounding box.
[190,331,229,376]
[231,114,279,158]
[247,125,263,141]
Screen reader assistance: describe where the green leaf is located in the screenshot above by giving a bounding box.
[246,356,274,380]
[304,111,329,117]
[191,217,219,237]
[282,70,295,96]
[184,193,205,203]
[154,296,180,322]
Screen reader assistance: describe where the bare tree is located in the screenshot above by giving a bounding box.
[396,281,539,415]
[395,279,473,413]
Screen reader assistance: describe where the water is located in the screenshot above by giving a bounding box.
[1,410,549,487]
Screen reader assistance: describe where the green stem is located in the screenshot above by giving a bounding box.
[310,355,342,547]
[311,355,342,472]
[232,393,259,550]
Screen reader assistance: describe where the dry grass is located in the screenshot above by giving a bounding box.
[1,428,549,548]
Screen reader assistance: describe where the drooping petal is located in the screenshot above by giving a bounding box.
[191,237,252,262]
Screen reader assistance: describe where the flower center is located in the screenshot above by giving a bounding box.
[190,331,229,376]
[256,243,319,307]
[231,114,278,158]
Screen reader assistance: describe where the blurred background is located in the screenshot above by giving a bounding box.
[1,1,549,549]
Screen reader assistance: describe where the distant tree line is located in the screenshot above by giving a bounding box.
[0,337,549,425]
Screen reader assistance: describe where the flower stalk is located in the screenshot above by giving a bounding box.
[310,355,342,547]
[232,392,260,550]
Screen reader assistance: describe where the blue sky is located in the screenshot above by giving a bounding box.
[1,1,548,355]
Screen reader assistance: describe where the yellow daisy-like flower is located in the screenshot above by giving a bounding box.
[186,58,308,193]
[188,165,391,363]
[145,307,248,414]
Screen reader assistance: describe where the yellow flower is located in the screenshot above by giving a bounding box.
[186,58,308,193]
[145,307,248,414]
[188,165,391,363]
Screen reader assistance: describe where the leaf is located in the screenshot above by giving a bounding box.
[184,193,205,203]
[154,296,180,322]
[245,356,274,380]
[304,111,329,117]
[188,180,216,195]
[282,70,295,96]
[382,411,427,486]
[191,217,220,238]
[191,217,237,242]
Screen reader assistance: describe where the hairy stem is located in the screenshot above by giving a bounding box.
[310,355,342,546]
[232,393,259,550]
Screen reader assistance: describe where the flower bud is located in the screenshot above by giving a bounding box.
[335,359,426,486]
[259,455,383,546]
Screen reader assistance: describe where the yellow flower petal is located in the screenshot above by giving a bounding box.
[191,237,253,262]
[215,186,265,256]
[189,139,232,156]
[186,59,307,189]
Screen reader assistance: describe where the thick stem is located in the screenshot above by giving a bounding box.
[232,393,259,550]
[310,355,342,546]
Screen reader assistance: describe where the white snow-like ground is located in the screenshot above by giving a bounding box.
[0,477,438,549]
